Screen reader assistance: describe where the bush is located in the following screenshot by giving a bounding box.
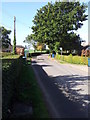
[2,52,13,58]
[55,53,60,60]
[2,56,23,119]
[46,50,50,54]
[55,54,88,65]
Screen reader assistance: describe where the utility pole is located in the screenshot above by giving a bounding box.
[13,16,16,54]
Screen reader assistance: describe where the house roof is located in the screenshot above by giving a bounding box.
[16,45,25,48]
[86,46,90,50]
[82,45,90,50]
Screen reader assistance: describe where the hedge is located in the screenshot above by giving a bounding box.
[55,54,88,65]
[2,56,23,119]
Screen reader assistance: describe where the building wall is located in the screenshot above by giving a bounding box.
[16,47,24,56]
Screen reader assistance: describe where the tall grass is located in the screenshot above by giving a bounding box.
[55,54,88,65]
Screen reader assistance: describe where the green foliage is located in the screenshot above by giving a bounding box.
[2,56,22,119]
[24,34,37,51]
[55,54,88,65]
[55,53,60,60]
[2,52,12,58]
[54,42,60,52]
[48,43,54,52]
[2,52,19,59]
[13,32,16,54]
[36,42,44,51]
[69,54,73,63]
[0,26,11,48]
[31,1,87,52]
[16,61,49,118]
[2,55,49,118]
[29,49,46,54]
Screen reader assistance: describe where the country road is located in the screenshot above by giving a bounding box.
[31,54,89,118]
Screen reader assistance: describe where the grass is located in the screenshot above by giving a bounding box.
[59,60,66,64]
[2,52,49,118]
[1,52,20,59]
[29,50,47,53]
[2,54,20,59]
[17,60,49,118]
[55,54,88,65]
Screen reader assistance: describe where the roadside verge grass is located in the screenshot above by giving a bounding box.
[17,60,49,118]
[55,54,88,65]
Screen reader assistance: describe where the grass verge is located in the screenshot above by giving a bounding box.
[17,60,49,118]
[29,50,47,53]
[55,54,88,65]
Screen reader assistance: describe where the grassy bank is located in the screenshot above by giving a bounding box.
[55,54,88,65]
[2,52,49,118]
[16,60,49,118]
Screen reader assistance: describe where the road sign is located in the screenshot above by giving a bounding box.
[60,47,62,51]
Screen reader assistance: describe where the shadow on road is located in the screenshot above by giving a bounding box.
[31,60,89,118]
[53,75,90,109]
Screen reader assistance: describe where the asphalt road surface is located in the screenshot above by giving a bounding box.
[31,54,89,118]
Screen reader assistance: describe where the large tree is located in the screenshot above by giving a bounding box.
[31,1,88,53]
[24,34,37,52]
[0,26,11,49]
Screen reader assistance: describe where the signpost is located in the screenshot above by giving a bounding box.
[60,47,63,60]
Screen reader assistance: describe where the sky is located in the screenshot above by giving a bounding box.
[1,0,90,47]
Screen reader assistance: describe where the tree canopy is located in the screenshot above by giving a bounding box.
[26,1,88,53]
[24,34,37,51]
[0,26,11,49]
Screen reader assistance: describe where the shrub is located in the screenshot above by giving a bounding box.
[2,56,23,118]
[68,54,73,63]
[55,54,88,65]
[2,52,13,58]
